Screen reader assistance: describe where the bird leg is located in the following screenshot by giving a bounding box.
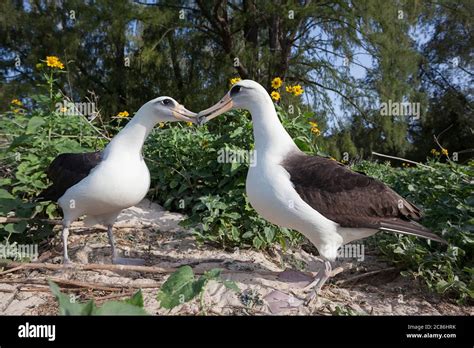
[107,225,145,265]
[61,225,72,265]
[303,260,332,306]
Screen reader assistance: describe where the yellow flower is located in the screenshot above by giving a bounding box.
[271,91,281,101]
[11,99,22,106]
[187,122,193,127]
[13,108,21,113]
[46,56,64,69]
[430,148,437,155]
[159,122,165,128]
[271,77,283,89]
[60,107,67,113]
[309,121,318,127]
[285,85,294,93]
[116,111,129,118]
[311,127,321,136]
[292,85,304,96]
[230,77,241,85]
[441,148,448,156]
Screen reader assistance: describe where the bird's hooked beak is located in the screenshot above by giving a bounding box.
[197,93,234,125]
[172,104,198,123]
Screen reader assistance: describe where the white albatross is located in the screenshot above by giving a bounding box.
[197,79,447,304]
[39,97,197,264]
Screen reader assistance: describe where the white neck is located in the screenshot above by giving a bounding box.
[104,105,157,158]
[247,95,298,160]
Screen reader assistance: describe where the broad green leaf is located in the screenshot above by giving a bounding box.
[4,221,27,234]
[0,189,15,199]
[157,266,197,309]
[123,290,144,307]
[93,301,148,315]
[48,281,95,315]
[26,116,46,134]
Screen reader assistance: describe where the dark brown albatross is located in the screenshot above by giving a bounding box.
[197,79,447,304]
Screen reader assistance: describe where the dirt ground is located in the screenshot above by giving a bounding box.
[0,199,471,316]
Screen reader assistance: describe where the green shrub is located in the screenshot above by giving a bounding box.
[0,92,108,242]
[354,160,473,302]
[0,65,471,302]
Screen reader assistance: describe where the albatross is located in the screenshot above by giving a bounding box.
[39,97,197,264]
[197,79,447,303]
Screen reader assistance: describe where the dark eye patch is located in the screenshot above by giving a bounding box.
[230,85,241,96]
[161,98,173,106]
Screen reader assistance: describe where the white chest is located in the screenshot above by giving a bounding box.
[60,157,150,214]
[246,162,301,229]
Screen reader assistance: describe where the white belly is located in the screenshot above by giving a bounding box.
[59,158,150,219]
[246,162,345,261]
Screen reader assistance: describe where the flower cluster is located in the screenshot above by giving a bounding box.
[10,99,24,113]
[309,121,321,136]
[286,84,304,96]
[230,77,241,85]
[116,111,129,118]
[11,99,22,107]
[270,77,304,101]
[430,148,448,156]
[46,56,64,70]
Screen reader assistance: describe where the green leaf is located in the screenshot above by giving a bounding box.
[5,221,27,234]
[264,227,275,243]
[253,236,263,249]
[221,279,240,292]
[93,301,148,315]
[0,189,15,199]
[157,266,197,309]
[123,290,144,307]
[9,135,31,149]
[26,116,46,134]
[48,280,95,315]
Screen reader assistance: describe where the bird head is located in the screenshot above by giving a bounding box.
[197,80,269,124]
[144,96,197,123]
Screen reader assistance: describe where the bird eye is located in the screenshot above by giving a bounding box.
[161,99,173,106]
[230,85,241,96]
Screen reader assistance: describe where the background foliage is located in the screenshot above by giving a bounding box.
[0,1,472,302]
[1,0,472,161]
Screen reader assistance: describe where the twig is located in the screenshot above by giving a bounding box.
[335,267,397,285]
[0,277,161,291]
[0,260,173,275]
[0,260,280,278]
[0,217,154,230]
[0,265,25,276]
[0,286,19,312]
[433,124,454,161]
[371,151,434,170]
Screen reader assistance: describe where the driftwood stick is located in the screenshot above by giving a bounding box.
[0,265,25,275]
[371,151,434,169]
[0,217,154,230]
[0,260,174,275]
[335,267,397,285]
[0,260,279,278]
[0,277,162,291]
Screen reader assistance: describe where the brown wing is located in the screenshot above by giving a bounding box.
[38,151,102,202]
[282,152,446,244]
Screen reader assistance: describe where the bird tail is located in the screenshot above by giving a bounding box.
[379,219,447,244]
